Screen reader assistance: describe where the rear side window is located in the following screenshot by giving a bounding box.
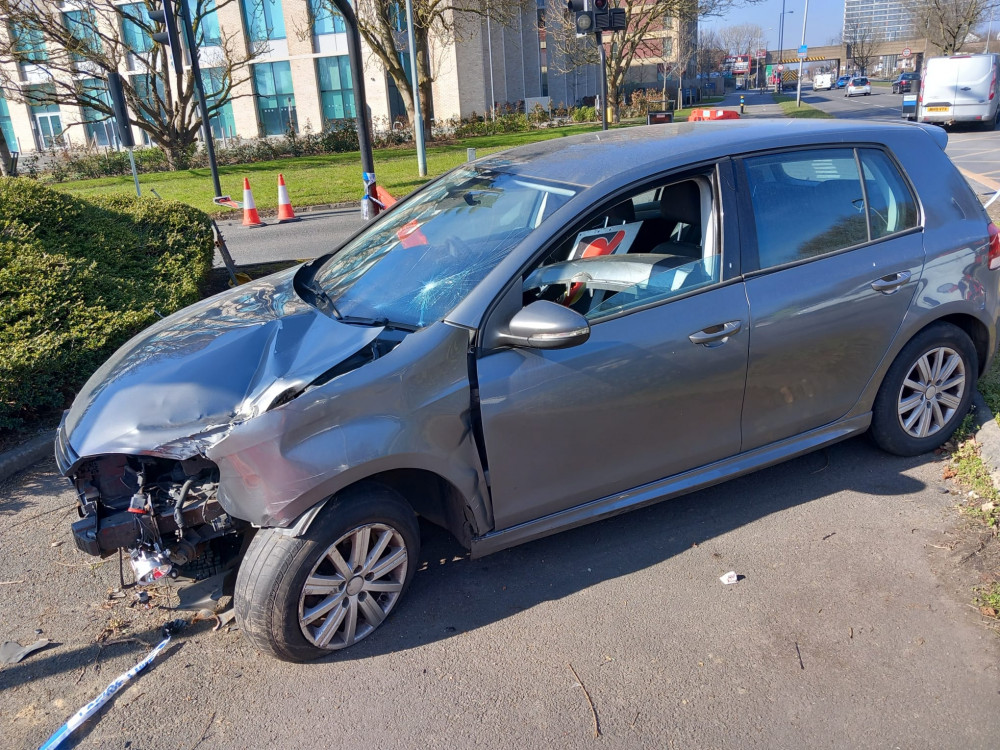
[745,149,868,268]
[745,147,919,271]
[859,149,919,239]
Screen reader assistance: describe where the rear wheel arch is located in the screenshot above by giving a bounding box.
[934,313,990,377]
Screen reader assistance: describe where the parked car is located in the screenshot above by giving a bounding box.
[56,120,1000,661]
[846,77,872,96]
[835,75,852,88]
[892,72,920,93]
[919,53,1000,129]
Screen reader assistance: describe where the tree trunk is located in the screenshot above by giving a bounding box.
[415,27,433,134]
[0,134,12,177]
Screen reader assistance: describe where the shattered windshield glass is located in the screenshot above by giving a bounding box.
[313,165,577,328]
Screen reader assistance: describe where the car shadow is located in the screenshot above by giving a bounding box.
[329,435,933,662]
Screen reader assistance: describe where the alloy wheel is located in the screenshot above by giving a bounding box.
[298,522,409,650]
[896,346,966,439]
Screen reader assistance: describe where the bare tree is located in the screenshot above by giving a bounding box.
[0,0,255,168]
[905,0,998,54]
[696,28,726,76]
[716,22,766,59]
[549,1,758,120]
[842,18,885,75]
[315,0,530,131]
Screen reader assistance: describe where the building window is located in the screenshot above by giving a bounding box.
[63,9,101,61]
[131,73,166,139]
[0,97,17,151]
[241,0,286,42]
[316,56,355,124]
[10,23,47,63]
[120,3,153,54]
[253,61,296,135]
[25,86,62,149]
[190,0,223,47]
[80,78,117,147]
[310,0,345,35]
[202,67,236,138]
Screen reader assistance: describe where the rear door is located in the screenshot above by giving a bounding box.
[921,57,961,117]
[953,55,996,120]
[737,146,925,450]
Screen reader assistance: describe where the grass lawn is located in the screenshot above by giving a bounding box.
[53,124,611,216]
[773,94,834,119]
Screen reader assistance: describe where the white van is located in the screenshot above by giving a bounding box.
[813,73,833,90]
[918,53,1000,128]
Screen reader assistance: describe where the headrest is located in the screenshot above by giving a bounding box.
[659,181,700,225]
[604,199,635,225]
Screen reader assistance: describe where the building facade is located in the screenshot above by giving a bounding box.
[843,0,913,42]
[0,1,688,155]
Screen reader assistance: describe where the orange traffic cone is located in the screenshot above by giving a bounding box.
[276,173,300,223]
[242,178,265,227]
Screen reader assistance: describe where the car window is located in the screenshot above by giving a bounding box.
[745,149,868,269]
[859,149,919,239]
[522,173,721,320]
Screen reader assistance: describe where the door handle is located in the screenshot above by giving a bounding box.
[870,270,912,294]
[689,320,742,346]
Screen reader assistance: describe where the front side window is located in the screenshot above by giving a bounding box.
[522,173,722,320]
[312,165,577,328]
[253,61,296,134]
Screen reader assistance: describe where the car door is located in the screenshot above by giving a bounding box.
[475,164,751,531]
[737,146,924,451]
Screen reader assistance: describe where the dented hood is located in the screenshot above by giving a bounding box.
[63,267,383,461]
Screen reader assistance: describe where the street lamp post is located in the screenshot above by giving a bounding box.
[778,5,794,91]
[795,0,810,107]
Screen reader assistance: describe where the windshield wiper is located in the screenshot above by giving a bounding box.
[338,316,418,332]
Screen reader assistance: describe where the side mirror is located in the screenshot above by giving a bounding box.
[493,300,591,350]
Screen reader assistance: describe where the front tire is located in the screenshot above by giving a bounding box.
[235,483,420,662]
[870,322,977,457]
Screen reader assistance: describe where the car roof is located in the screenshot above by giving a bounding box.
[478,120,934,189]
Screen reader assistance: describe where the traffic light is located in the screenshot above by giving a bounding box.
[148,0,183,72]
[106,72,135,149]
[567,0,594,37]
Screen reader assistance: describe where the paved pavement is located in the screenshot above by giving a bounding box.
[2,439,998,749]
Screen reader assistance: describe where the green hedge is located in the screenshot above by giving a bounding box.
[0,178,214,430]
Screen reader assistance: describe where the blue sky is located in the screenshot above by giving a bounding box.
[702,0,845,50]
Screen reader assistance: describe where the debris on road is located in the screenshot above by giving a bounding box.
[719,571,739,585]
[567,662,600,739]
[0,637,51,664]
[38,620,187,750]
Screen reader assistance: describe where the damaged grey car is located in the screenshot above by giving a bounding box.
[56,121,1000,661]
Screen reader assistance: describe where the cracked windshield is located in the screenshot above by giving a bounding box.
[313,165,577,327]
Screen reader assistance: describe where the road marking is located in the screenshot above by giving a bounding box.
[957,166,1000,192]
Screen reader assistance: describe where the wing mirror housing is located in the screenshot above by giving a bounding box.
[493,300,591,350]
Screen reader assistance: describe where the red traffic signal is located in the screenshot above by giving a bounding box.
[594,0,608,8]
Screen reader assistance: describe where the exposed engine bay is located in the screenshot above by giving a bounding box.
[68,453,246,585]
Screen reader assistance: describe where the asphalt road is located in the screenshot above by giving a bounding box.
[2,440,998,749]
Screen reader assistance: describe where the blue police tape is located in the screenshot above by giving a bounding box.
[39,623,182,750]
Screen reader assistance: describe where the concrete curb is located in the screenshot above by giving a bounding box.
[971,391,1000,487]
[0,433,53,484]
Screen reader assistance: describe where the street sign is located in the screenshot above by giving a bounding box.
[902,47,912,58]
[756,49,767,59]
[798,45,807,59]
[776,64,784,72]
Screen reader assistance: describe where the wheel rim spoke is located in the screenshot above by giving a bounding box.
[369,547,407,579]
[325,546,352,579]
[916,354,933,384]
[358,595,387,627]
[938,354,961,383]
[916,403,933,437]
[303,574,343,597]
[313,601,349,647]
[342,597,359,646]
[348,527,371,572]
[301,590,346,627]
[362,529,393,575]
[931,400,946,430]
[898,393,923,417]
[938,392,961,410]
